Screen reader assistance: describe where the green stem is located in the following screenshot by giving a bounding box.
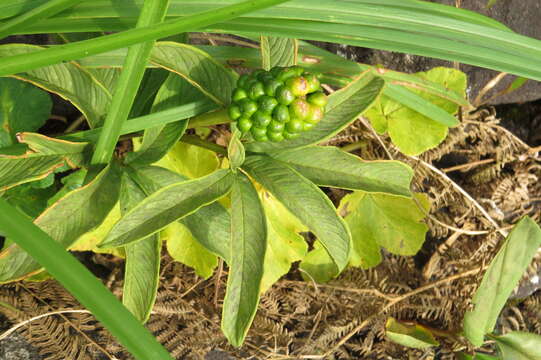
[63,101,221,143]
[91,0,170,165]
[187,108,231,128]
[0,0,81,40]
[0,198,173,360]
[0,0,291,77]
[180,134,227,155]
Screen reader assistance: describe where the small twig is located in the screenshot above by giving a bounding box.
[49,114,67,123]
[65,115,87,133]
[409,156,509,238]
[442,158,496,173]
[213,258,224,308]
[359,116,395,159]
[473,72,508,107]
[0,310,91,341]
[324,266,486,357]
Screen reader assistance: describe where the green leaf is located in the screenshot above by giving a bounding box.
[339,192,430,269]
[126,73,209,166]
[259,190,308,292]
[0,162,121,283]
[228,129,245,171]
[260,36,297,70]
[163,221,217,279]
[120,172,160,323]
[463,217,541,347]
[129,68,169,118]
[385,317,440,349]
[493,331,541,360]
[0,77,51,148]
[272,146,413,197]
[100,169,234,248]
[365,67,467,155]
[0,44,116,128]
[243,155,350,275]
[47,168,86,205]
[0,134,87,191]
[150,42,238,106]
[70,202,125,258]
[459,353,501,360]
[299,240,337,283]
[222,172,267,347]
[3,181,56,219]
[18,132,88,167]
[127,165,231,264]
[246,72,384,153]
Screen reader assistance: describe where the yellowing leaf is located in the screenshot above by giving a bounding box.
[365,67,467,155]
[71,203,125,258]
[339,192,430,269]
[163,221,217,279]
[156,141,219,179]
[385,317,439,349]
[260,190,308,292]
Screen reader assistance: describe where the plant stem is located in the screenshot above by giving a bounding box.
[180,134,227,155]
[0,198,174,360]
[91,0,170,165]
[0,0,80,40]
[187,108,231,128]
[63,102,223,143]
[0,0,291,77]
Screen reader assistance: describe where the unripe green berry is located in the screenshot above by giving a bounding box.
[286,119,304,133]
[290,66,305,76]
[251,69,265,79]
[285,76,309,97]
[303,122,315,131]
[307,91,328,107]
[251,126,268,141]
[248,81,265,100]
[273,104,290,123]
[305,105,324,124]
[270,66,284,77]
[237,74,250,88]
[268,131,284,142]
[289,99,310,120]
[232,88,248,103]
[252,111,272,128]
[264,79,283,97]
[239,98,258,116]
[257,72,273,82]
[283,131,301,140]
[276,68,297,82]
[237,117,253,133]
[304,73,321,93]
[268,120,284,133]
[258,96,278,114]
[276,86,295,105]
[228,104,242,120]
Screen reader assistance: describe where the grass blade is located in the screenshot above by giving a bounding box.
[0,0,292,77]
[0,198,173,359]
[0,0,80,39]
[91,0,170,165]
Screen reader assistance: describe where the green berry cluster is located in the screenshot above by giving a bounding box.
[228,66,328,142]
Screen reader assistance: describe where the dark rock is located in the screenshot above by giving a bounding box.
[0,333,41,360]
